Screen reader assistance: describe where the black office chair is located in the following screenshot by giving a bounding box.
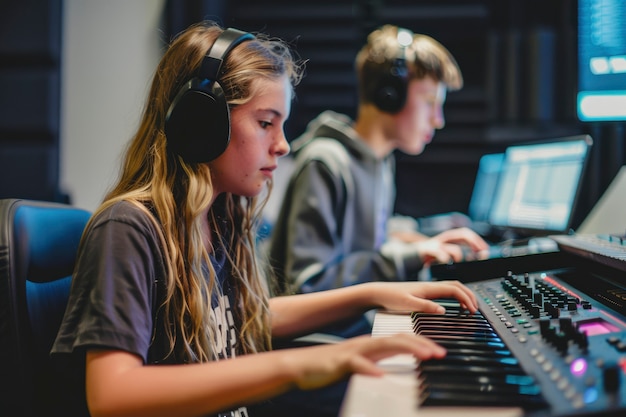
[0,198,91,416]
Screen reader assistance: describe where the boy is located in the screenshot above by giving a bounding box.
[268,25,488,308]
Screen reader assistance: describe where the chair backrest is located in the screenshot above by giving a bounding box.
[0,198,91,416]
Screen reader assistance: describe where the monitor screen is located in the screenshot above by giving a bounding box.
[488,136,593,234]
[577,0,626,121]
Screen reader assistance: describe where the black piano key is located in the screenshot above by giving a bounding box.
[428,299,466,308]
[429,354,519,367]
[414,307,481,312]
[423,373,538,387]
[415,326,499,335]
[413,321,494,330]
[419,363,526,376]
[418,330,502,342]
[443,347,513,357]
[428,338,507,349]
[413,315,489,323]
[422,380,541,396]
[419,389,547,409]
[413,312,482,320]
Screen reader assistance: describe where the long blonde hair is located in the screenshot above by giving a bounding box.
[92,21,302,362]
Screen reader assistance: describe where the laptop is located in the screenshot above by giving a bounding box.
[466,152,506,234]
[429,134,594,280]
[577,165,626,235]
[417,152,505,236]
[488,134,593,238]
[421,134,593,241]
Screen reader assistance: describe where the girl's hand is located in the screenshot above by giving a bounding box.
[284,333,445,391]
[362,280,478,314]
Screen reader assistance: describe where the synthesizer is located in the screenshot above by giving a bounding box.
[340,234,626,417]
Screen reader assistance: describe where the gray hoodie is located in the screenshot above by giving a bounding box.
[268,110,424,295]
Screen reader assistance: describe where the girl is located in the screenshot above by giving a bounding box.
[52,21,478,417]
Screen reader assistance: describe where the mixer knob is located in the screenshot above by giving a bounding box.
[567,296,580,304]
[559,317,574,335]
[603,364,621,392]
[551,308,560,319]
[540,319,555,340]
[544,301,560,319]
[554,332,569,353]
[576,329,589,351]
[529,304,541,319]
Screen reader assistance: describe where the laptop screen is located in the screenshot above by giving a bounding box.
[488,135,593,234]
[468,153,505,223]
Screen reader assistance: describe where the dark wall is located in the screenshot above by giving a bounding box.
[1,0,625,228]
[218,0,626,225]
[221,0,626,230]
[0,0,66,202]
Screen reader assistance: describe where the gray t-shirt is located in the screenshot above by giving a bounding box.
[51,201,245,417]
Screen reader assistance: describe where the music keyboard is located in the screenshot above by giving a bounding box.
[340,270,626,417]
[551,233,626,273]
[341,310,524,417]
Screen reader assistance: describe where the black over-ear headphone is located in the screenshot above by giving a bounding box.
[165,28,255,163]
[372,27,413,114]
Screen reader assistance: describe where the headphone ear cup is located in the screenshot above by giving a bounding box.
[373,72,408,114]
[165,78,230,163]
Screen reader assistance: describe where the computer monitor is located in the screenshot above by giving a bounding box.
[488,135,593,235]
[577,0,626,121]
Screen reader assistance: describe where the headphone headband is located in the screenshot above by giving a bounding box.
[199,28,255,81]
